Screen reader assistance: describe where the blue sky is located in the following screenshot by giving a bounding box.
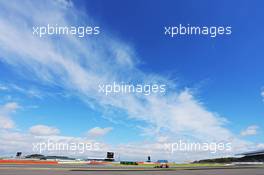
[0,0,263,161]
[78,0,264,130]
[77,0,264,138]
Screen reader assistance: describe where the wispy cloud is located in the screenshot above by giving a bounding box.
[0,102,19,129]
[0,84,8,91]
[261,89,264,101]
[29,125,60,136]
[240,125,259,137]
[86,127,112,137]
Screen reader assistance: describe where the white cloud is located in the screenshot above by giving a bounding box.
[86,127,112,137]
[0,128,254,162]
[10,84,43,99]
[29,125,60,136]
[0,116,14,129]
[156,136,169,143]
[240,125,259,136]
[0,84,8,91]
[0,0,253,160]
[0,129,105,157]
[3,102,20,111]
[0,102,19,129]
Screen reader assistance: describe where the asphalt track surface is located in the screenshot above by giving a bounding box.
[0,165,264,175]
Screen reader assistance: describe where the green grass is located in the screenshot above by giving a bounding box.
[170,163,226,167]
[111,162,226,167]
